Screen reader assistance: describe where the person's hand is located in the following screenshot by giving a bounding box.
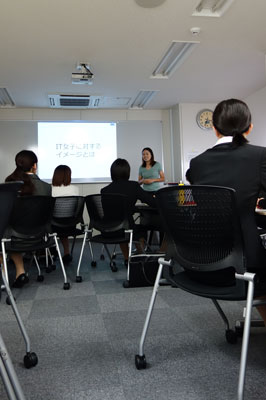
[143,179,153,185]
[257,197,265,209]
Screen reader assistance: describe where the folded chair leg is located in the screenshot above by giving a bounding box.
[126,230,133,276]
[0,333,26,400]
[1,240,9,285]
[76,231,88,282]
[88,241,95,266]
[135,258,167,370]
[46,248,56,271]
[52,234,70,290]
[70,236,76,256]
[104,245,118,272]
[235,272,256,400]
[33,255,44,282]
[1,270,38,369]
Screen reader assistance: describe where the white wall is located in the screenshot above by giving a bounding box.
[174,103,216,182]
[0,107,172,195]
[245,85,266,146]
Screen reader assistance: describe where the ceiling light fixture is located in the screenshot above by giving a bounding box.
[151,41,199,79]
[0,88,15,108]
[130,90,158,109]
[135,0,166,8]
[193,0,235,17]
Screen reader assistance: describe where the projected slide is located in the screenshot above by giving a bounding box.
[38,122,117,183]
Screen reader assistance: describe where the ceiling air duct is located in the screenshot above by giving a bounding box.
[48,94,102,109]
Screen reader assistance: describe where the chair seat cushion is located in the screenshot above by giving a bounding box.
[5,236,55,252]
[167,270,247,300]
[90,233,129,244]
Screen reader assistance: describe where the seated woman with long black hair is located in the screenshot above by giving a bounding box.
[4,149,51,287]
[101,158,157,261]
[186,98,266,324]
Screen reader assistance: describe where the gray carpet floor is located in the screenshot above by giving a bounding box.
[1,242,266,400]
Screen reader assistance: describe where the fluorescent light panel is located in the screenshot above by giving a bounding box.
[151,41,199,79]
[193,0,235,17]
[0,88,15,108]
[130,90,158,109]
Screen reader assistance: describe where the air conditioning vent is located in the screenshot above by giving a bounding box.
[48,94,102,109]
[60,97,90,107]
[48,94,131,109]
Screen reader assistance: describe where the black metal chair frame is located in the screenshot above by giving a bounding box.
[135,185,266,400]
[0,182,33,400]
[76,193,133,281]
[1,195,70,290]
[51,195,86,257]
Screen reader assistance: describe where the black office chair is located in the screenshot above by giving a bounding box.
[76,193,133,281]
[2,196,70,290]
[51,195,86,257]
[135,185,266,400]
[0,182,34,400]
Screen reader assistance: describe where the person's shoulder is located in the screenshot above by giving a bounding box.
[33,174,49,185]
[190,149,210,163]
[154,161,162,168]
[128,180,140,187]
[245,143,266,152]
[69,184,79,194]
[101,182,112,193]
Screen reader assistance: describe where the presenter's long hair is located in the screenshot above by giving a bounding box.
[212,99,250,147]
[141,147,156,167]
[5,150,38,195]
[52,165,72,186]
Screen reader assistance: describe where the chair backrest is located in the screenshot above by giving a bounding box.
[52,196,85,228]
[8,195,55,237]
[0,182,23,239]
[156,185,245,275]
[85,193,130,233]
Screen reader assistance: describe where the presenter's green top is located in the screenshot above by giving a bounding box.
[139,162,162,191]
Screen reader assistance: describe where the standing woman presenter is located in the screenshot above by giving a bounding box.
[138,147,165,192]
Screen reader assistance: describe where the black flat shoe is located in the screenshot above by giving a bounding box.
[62,254,72,264]
[12,273,29,288]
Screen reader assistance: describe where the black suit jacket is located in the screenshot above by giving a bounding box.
[101,179,156,227]
[187,143,266,270]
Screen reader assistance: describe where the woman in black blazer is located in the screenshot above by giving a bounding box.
[186,98,266,322]
[101,158,156,260]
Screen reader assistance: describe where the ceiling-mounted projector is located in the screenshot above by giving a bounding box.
[72,63,94,85]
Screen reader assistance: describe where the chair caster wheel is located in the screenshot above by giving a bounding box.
[235,325,243,338]
[24,352,38,369]
[76,276,82,283]
[110,262,117,272]
[45,266,52,273]
[37,275,44,282]
[123,280,130,288]
[135,354,147,370]
[6,296,14,305]
[225,329,238,344]
[91,261,97,267]
[100,254,105,260]
[63,282,70,290]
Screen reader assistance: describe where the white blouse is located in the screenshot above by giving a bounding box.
[52,185,79,197]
